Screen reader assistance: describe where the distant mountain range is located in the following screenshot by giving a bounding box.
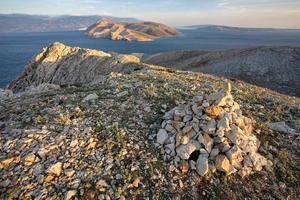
[181,25,300,32]
[0,14,139,33]
[86,18,181,41]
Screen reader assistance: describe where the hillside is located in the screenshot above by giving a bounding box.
[143,46,300,97]
[0,14,139,33]
[1,43,299,199]
[181,25,299,32]
[86,18,181,41]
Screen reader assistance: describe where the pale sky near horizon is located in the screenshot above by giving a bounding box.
[1,0,300,28]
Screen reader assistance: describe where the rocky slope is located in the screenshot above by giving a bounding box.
[1,43,300,199]
[86,18,181,41]
[143,46,300,97]
[8,42,147,93]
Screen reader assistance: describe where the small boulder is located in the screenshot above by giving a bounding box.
[47,162,63,176]
[157,129,169,144]
[196,155,209,176]
[268,121,298,135]
[176,142,198,160]
[65,190,77,200]
[226,145,244,169]
[217,114,231,131]
[82,93,98,102]
[202,133,214,153]
[205,106,223,118]
[215,155,232,174]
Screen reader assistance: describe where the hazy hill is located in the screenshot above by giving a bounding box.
[143,46,300,97]
[182,25,300,32]
[0,14,139,33]
[86,18,181,41]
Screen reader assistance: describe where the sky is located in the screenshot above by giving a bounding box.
[1,0,300,28]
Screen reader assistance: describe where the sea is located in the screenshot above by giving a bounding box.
[1,29,300,88]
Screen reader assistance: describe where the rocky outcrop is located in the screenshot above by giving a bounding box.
[86,18,181,41]
[143,46,300,97]
[8,42,146,92]
[156,83,270,177]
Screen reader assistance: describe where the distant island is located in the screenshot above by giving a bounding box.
[0,14,139,33]
[85,18,181,41]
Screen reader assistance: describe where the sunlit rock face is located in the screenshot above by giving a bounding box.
[8,42,143,93]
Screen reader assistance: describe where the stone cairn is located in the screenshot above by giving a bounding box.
[156,83,269,177]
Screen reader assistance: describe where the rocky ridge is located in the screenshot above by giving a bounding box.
[86,18,181,41]
[143,46,300,96]
[8,42,145,93]
[157,83,269,177]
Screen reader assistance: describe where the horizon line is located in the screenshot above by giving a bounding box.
[1,12,300,30]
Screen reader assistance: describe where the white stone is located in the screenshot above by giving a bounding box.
[82,93,98,102]
[226,124,245,145]
[157,129,169,144]
[117,91,128,97]
[203,119,217,133]
[202,133,214,153]
[226,145,244,169]
[196,155,209,176]
[176,142,198,160]
[268,121,298,135]
[209,147,219,160]
[65,190,77,200]
[65,168,75,177]
[217,114,231,131]
[183,115,193,122]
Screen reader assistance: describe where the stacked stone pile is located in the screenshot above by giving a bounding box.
[156,83,269,177]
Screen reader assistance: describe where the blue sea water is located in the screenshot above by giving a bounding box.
[1,29,300,87]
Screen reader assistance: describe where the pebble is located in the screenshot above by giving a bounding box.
[65,190,77,200]
[47,162,63,176]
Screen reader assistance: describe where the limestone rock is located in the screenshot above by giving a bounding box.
[226,145,244,169]
[82,93,98,102]
[205,106,223,118]
[217,114,231,131]
[65,169,76,177]
[268,121,298,135]
[47,162,63,176]
[65,190,77,200]
[24,153,36,166]
[215,155,232,174]
[196,155,209,176]
[202,134,214,153]
[157,129,169,144]
[0,157,14,168]
[176,142,198,160]
[203,119,217,133]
